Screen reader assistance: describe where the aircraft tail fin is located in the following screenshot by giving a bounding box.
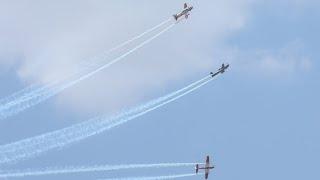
[184,3,188,9]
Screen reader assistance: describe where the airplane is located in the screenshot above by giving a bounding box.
[195,156,215,179]
[173,3,193,21]
[218,63,229,73]
[210,63,229,77]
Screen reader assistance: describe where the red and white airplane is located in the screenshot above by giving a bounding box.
[196,156,215,179]
[173,3,193,21]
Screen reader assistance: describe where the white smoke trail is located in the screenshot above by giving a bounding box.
[0,75,215,164]
[50,23,175,93]
[99,173,199,180]
[0,84,39,105]
[78,18,172,69]
[0,20,174,121]
[0,75,211,154]
[0,163,199,178]
[0,83,49,113]
[100,77,215,133]
[1,18,172,106]
[0,83,53,112]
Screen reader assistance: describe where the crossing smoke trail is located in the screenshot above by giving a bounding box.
[0,74,215,165]
[99,173,199,180]
[0,163,200,178]
[0,19,173,121]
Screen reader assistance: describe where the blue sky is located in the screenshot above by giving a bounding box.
[0,0,319,179]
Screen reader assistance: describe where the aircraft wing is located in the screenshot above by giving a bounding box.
[184,3,188,9]
[206,156,210,165]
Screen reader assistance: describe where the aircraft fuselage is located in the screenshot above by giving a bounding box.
[198,167,214,170]
[174,7,193,20]
[210,63,229,77]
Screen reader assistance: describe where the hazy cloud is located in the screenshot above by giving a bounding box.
[0,0,258,114]
[227,40,312,78]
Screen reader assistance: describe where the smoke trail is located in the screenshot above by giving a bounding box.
[1,18,172,107]
[100,77,214,133]
[0,84,39,105]
[78,18,172,69]
[51,23,175,93]
[99,173,199,180]
[0,74,211,154]
[0,83,49,113]
[0,163,199,178]
[0,21,174,121]
[0,83,53,112]
[0,75,215,164]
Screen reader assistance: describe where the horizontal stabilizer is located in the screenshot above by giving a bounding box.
[196,164,199,173]
[173,14,178,21]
